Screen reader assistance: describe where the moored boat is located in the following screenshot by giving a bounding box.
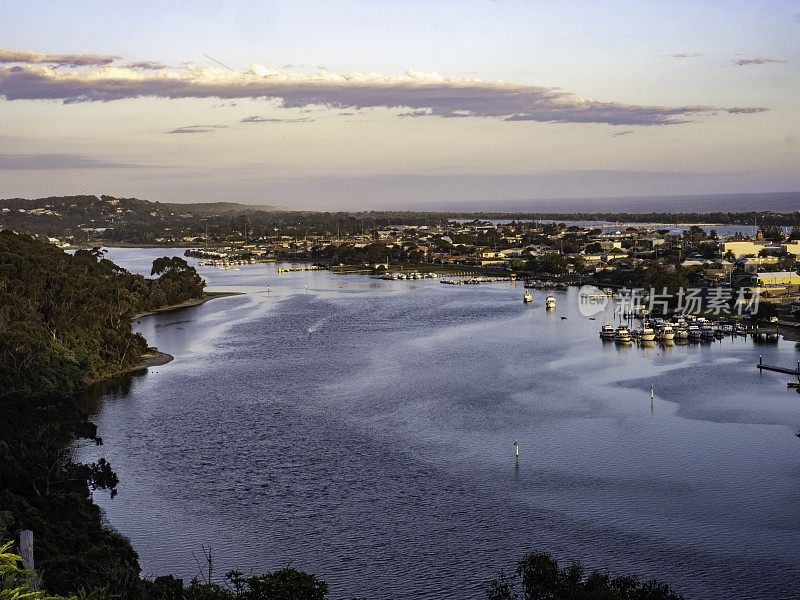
[614,324,632,344]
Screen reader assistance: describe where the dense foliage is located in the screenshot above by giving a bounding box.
[0,232,204,398]
[0,231,204,595]
[486,552,684,600]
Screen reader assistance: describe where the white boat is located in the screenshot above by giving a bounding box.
[545,295,556,309]
[600,324,615,339]
[675,326,689,340]
[640,325,656,342]
[660,325,675,341]
[687,324,701,339]
[614,324,632,344]
[523,292,533,304]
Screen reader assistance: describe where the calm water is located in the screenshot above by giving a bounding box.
[77,248,800,600]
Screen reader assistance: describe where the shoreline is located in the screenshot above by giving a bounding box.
[87,351,174,384]
[132,290,243,319]
[92,291,244,382]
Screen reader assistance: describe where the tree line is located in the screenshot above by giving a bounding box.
[0,231,204,595]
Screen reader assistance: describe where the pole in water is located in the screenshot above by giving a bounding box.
[650,384,654,409]
[305,283,308,292]
[514,438,519,464]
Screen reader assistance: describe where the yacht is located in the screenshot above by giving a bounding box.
[687,324,701,340]
[614,324,632,344]
[523,291,533,304]
[640,324,656,342]
[675,326,689,340]
[600,324,615,339]
[545,295,556,309]
[659,324,675,341]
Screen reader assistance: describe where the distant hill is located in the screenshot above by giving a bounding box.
[160,200,290,215]
[0,195,289,216]
[0,194,292,242]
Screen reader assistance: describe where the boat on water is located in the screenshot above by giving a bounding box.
[659,324,675,341]
[600,324,615,339]
[700,325,715,340]
[687,324,701,340]
[545,295,556,309]
[675,326,689,340]
[523,292,533,304]
[640,325,656,342]
[614,324,632,344]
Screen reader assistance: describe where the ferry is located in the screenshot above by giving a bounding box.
[600,324,615,339]
[523,292,533,304]
[545,295,556,309]
[614,324,632,344]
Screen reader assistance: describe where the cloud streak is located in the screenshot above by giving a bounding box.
[0,153,139,169]
[733,57,786,66]
[240,115,314,123]
[166,124,228,134]
[726,107,768,114]
[123,61,170,70]
[0,48,768,126]
[0,46,120,67]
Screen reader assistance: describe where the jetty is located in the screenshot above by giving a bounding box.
[756,356,800,375]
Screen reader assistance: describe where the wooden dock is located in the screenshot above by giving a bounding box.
[756,356,800,375]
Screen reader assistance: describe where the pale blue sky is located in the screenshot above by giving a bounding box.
[1,1,798,209]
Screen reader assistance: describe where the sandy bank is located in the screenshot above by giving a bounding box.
[132,291,242,319]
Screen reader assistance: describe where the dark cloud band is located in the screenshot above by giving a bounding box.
[0,59,768,126]
[0,46,120,67]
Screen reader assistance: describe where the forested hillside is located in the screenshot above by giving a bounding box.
[0,231,204,594]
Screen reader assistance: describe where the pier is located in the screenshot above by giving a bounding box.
[756,356,800,375]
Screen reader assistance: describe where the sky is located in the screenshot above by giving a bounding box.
[1,0,799,210]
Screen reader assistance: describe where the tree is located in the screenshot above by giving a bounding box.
[486,552,684,600]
